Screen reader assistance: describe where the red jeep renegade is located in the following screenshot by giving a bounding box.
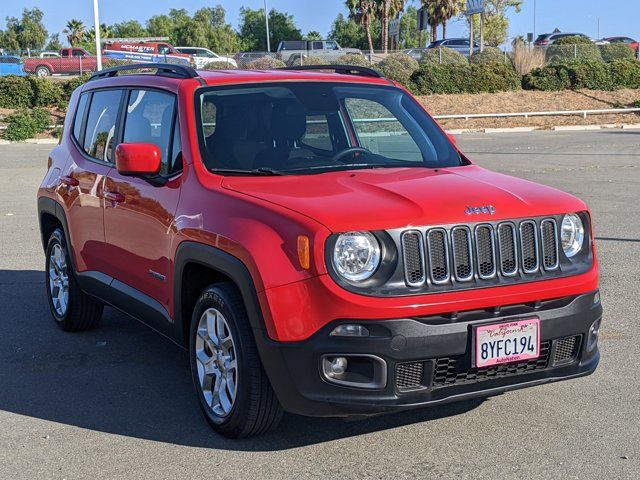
[37,63,602,438]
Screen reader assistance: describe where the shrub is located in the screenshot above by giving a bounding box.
[286,55,331,66]
[568,60,614,90]
[470,47,508,65]
[203,61,237,69]
[0,76,34,109]
[522,64,572,91]
[633,99,640,108]
[547,42,602,64]
[3,111,38,141]
[332,53,371,66]
[62,73,91,102]
[553,35,594,45]
[420,47,467,65]
[377,53,419,86]
[31,107,51,132]
[469,63,521,93]
[28,77,64,107]
[599,43,637,62]
[245,56,286,70]
[609,60,640,89]
[410,64,471,95]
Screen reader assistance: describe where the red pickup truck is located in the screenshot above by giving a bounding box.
[24,48,99,77]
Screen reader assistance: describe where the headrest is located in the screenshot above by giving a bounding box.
[270,102,307,144]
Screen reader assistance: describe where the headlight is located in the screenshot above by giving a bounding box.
[332,231,381,282]
[561,213,585,258]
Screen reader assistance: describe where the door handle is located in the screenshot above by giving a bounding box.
[104,191,125,203]
[60,175,79,187]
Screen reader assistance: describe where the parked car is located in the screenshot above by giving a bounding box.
[0,55,27,76]
[534,32,592,46]
[103,40,191,65]
[598,36,639,52]
[403,48,429,60]
[427,38,480,57]
[174,47,237,69]
[233,51,277,66]
[24,48,98,76]
[38,62,602,438]
[276,40,362,63]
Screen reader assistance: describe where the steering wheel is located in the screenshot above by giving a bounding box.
[332,147,371,163]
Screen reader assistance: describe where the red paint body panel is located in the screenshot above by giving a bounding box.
[37,68,601,344]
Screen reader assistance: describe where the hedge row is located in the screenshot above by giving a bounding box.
[0,75,82,109]
[3,107,51,141]
[523,60,640,91]
[410,62,521,95]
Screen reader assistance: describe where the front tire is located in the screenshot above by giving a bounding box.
[45,228,103,331]
[189,283,283,438]
[35,65,51,77]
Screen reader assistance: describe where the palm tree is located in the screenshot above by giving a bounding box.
[422,0,460,41]
[346,0,377,55]
[378,0,406,53]
[64,19,86,47]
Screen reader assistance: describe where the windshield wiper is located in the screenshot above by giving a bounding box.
[209,167,288,176]
[286,163,409,172]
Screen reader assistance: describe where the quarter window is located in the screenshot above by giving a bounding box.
[122,90,177,175]
[83,90,122,162]
[73,93,89,142]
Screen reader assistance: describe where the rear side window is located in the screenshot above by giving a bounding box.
[83,90,122,162]
[73,93,89,141]
[123,89,177,175]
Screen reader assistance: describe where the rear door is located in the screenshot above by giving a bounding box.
[103,88,182,308]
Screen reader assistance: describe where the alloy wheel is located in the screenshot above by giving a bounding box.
[49,243,69,316]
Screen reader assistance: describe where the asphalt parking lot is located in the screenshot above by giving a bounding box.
[1,130,639,479]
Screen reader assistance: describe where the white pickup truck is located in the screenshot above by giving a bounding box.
[276,40,362,63]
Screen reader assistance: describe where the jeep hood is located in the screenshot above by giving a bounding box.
[221,165,587,232]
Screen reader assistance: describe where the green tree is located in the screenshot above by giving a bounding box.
[305,31,323,40]
[422,0,462,41]
[346,0,378,54]
[82,24,111,53]
[0,28,21,52]
[45,33,63,51]
[146,14,174,39]
[6,8,48,51]
[399,5,420,48]
[111,20,147,38]
[64,19,85,47]
[239,7,302,52]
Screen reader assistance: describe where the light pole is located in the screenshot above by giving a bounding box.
[93,0,102,70]
[533,0,536,40]
[264,0,271,52]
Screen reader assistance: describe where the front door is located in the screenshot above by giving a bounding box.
[103,89,182,309]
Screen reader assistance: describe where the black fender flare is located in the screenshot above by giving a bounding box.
[37,197,78,272]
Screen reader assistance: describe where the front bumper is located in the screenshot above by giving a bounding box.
[257,291,602,417]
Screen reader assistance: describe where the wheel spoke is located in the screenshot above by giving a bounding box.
[206,310,219,346]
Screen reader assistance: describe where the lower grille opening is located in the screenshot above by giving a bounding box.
[552,335,581,365]
[396,362,425,391]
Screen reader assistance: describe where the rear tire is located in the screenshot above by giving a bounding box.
[35,65,51,77]
[45,228,103,331]
[189,282,283,438]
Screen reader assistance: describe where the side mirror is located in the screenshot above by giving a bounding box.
[447,133,458,146]
[115,143,162,177]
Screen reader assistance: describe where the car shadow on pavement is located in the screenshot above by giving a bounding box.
[0,269,484,451]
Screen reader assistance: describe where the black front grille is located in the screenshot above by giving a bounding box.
[452,227,472,281]
[475,225,496,278]
[427,229,449,283]
[520,221,539,273]
[497,223,518,275]
[432,341,551,387]
[541,220,559,270]
[396,362,425,391]
[401,231,425,286]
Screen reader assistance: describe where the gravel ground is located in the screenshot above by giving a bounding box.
[0,131,639,479]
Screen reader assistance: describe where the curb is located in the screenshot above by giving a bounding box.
[446,123,640,135]
[0,138,58,145]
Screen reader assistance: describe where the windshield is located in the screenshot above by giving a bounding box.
[196,82,461,175]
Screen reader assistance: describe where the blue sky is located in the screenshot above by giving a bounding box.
[1,0,639,45]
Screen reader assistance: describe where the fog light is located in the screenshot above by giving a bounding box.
[329,357,348,376]
[330,324,369,337]
[587,319,601,351]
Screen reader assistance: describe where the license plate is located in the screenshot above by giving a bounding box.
[474,318,540,368]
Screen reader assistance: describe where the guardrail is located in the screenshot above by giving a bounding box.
[432,108,640,120]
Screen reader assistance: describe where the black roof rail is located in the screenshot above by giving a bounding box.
[88,63,200,82]
[280,64,385,79]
